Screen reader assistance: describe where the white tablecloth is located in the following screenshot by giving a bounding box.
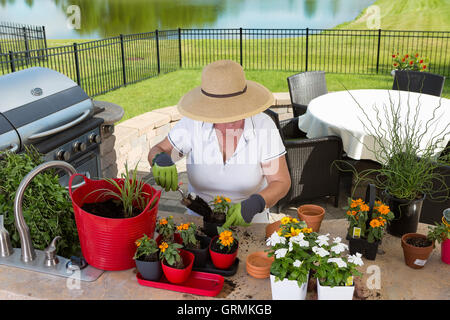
[298,89,450,162]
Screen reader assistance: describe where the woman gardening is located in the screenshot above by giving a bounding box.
[148,60,291,227]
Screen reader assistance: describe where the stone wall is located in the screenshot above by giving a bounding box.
[100,92,292,178]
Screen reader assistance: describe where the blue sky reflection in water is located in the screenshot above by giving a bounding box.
[0,0,375,39]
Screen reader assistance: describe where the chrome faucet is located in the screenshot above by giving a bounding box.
[13,161,77,263]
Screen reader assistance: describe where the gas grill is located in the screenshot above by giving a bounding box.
[0,67,104,184]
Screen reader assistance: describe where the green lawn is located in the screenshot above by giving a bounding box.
[337,0,450,31]
[96,69,450,123]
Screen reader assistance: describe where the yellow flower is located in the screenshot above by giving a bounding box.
[285,227,301,238]
[159,242,169,253]
[135,240,141,247]
[301,228,313,234]
[292,218,299,223]
[224,197,231,203]
[280,217,292,225]
[219,230,234,247]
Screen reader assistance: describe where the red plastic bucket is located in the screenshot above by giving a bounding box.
[442,239,450,265]
[161,250,194,284]
[209,236,238,270]
[69,173,161,271]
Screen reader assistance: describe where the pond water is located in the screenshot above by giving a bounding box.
[0,0,374,39]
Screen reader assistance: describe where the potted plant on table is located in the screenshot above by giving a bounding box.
[345,197,394,260]
[177,222,211,267]
[427,213,450,265]
[341,89,450,237]
[69,163,161,271]
[391,52,429,76]
[209,227,239,270]
[310,234,364,300]
[266,217,317,300]
[156,215,180,244]
[203,196,232,237]
[134,234,162,281]
[159,241,194,284]
[401,232,434,269]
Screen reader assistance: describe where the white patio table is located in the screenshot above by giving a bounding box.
[297,89,450,162]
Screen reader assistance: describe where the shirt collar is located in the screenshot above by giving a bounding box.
[202,116,256,141]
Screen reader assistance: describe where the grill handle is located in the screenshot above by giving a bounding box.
[0,143,19,153]
[28,109,91,141]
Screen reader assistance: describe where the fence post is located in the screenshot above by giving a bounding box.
[9,51,15,73]
[178,28,182,68]
[305,28,309,72]
[155,29,161,74]
[42,26,48,50]
[73,43,81,86]
[120,34,127,86]
[23,27,30,64]
[239,27,243,67]
[376,29,382,74]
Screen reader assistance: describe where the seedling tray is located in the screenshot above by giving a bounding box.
[193,258,240,277]
[136,271,224,297]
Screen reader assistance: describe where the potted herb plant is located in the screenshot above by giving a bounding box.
[266,216,317,300]
[209,227,239,269]
[401,233,434,269]
[177,222,211,267]
[203,196,232,238]
[159,241,194,284]
[133,234,162,281]
[311,234,364,300]
[69,163,161,271]
[345,197,394,260]
[427,215,450,265]
[341,90,450,237]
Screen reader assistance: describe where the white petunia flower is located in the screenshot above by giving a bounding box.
[333,237,342,244]
[266,232,286,247]
[348,253,364,266]
[328,258,347,268]
[312,246,330,258]
[290,234,309,248]
[330,242,349,255]
[315,233,330,247]
[293,260,303,268]
[274,248,288,259]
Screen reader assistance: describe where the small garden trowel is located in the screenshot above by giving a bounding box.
[177,182,213,219]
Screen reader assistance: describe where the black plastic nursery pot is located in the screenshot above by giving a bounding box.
[135,259,163,281]
[184,235,211,268]
[203,217,224,238]
[383,192,425,238]
[348,237,380,261]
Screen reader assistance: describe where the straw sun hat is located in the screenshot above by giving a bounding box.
[177,60,274,123]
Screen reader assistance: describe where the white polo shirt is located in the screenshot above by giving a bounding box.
[167,112,286,222]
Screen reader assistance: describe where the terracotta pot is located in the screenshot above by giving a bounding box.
[401,233,434,269]
[441,238,450,265]
[265,220,281,239]
[246,251,274,279]
[297,205,325,232]
[161,249,194,284]
[209,236,238,270]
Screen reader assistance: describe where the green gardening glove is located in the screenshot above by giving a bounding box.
[222,194,266,228]
[152,152,178,192]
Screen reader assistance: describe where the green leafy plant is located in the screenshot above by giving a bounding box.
[159,241,184,268]
[335,89,450,202]
[427,218,450,244]
[176,222,200,249]
[156,215,176,242]
[133,234,159,261]
[266,217,317,287]
[392,52,429,72]
[210,195,232,214]
[0,147,80,258]
[84,162,155,218]
[310,234,364,287]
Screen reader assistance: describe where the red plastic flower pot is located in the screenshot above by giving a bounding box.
[68,174,161,271]
[442,239,450,265]
[209,236,238,270]
[161,250,194,284]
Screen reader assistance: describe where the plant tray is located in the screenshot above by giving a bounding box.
[136,271,224,297]
[192,258,240,277]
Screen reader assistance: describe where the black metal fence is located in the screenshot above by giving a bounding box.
[1,27,449,97]
[0,21,47,54]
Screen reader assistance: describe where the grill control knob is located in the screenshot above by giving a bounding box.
[89,134,101,144]
[56,150,70,161]
[73,141,87,153]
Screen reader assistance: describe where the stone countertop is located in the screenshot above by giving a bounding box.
[93,100,124,125]
[0,212,448,300]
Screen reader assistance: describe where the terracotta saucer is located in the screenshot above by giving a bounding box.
[246,251,274,279]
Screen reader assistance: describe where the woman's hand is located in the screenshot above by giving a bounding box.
[223,194,266,228]
[152,152,178,192]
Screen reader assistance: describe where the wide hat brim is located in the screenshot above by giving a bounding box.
[177,80,274,123]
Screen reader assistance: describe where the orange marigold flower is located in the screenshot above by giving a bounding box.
[360,204,370,212]
[159,242,169,253]
[159,218,168,225]
[377,204,390,215]
[135,240,141,247]
[224,197,231,203]
[370,219,381,228]
[219,230,234,246]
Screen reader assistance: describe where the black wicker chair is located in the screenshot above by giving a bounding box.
[420,163,450,225]
[264,109,343,212]
[392,70,446,97]
[287,71,328,118]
